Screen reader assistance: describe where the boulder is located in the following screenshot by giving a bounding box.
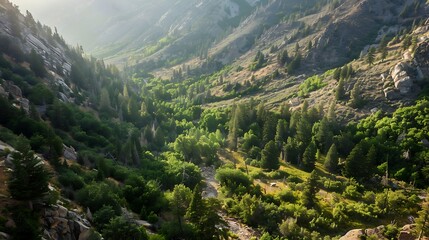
[63,145,77,161]
[339,229,364,240]
[5,82,22,99]
[58,205,68,218]
[0,232,10,240]
[384,87,401,100]
[365,225,386,239]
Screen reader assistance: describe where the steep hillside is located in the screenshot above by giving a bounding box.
[1,0,429,240]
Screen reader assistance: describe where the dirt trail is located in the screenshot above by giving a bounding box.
[201,166,259,239]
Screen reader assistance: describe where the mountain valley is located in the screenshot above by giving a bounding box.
[0,0,429,239]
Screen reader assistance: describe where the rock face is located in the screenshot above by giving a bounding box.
[63,145,77,161]
[43,205,92,240]
[391,62,414,95]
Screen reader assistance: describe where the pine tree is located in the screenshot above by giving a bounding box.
[277,49,289,66]
[284,137,300,164]
[8,137,51,208]
[344,142,369,181]
[275,119,288,149]
[302,142,317,171]
[366,47,375,66]
[296,117,311,147]
[336,78,345,100]
[380,46,388,62]
[302,170,318,208]
[350,81,363,108]
[186,183,204,224]
[324,144,339,173]
[262,114,277,145]
[315,117,333,153]
[261,141,280,170]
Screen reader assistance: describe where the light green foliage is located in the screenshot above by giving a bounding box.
[298,75,327,97]
[216,168,252,195]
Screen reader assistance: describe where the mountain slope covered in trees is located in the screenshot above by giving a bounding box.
[0,0,429,239]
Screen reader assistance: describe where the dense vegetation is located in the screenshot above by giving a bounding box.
[0,0,429,239]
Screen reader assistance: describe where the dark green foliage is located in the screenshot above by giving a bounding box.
[262,114,278,145]
[275,119,288,148]
[186,183,204,224]
[215,168,251,194]
[286,54,301,74]
[250,50,267,71]
[11,207,42,240]
[8,137,51,202]
[261,140,280,171]
[277,49,289,66]
[336,78,345,100]
[93,205,118,229]
[366,47,375,66]
[28,49,46,78]
[76,182,122,214]
[344,142,371,181]
[302,142,317,171]
[302,171,318,208]
[324,144,339,173]
[102,216,148,240]
[284,137,300,164]
[29,83,54,105]
[314,117,333,153]
[350,81,363,108]
[123,175,164,218]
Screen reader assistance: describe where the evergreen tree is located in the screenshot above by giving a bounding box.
[324,144,339,173]
[302,170,318,208]
[284,137,300,164]
[315,117,333,153]
[29,49,47,78]
[277,49,289,66]
[344,142,369,181]
[380,46,388,62]
[350,81,363,108]
[8,137,51,208]
[186,183,204,224]
[333,67,341,80]
[366,47,375,66]
[302,142,317,171]
[262,114,277,145]
[340,66,348,80]
[280,103,291,121]
[327,101,336,123]
[261,141,280,171]
[169,184,192,233]
[275,119,288,148]
[296,117,311,147]
[336,78,345,100]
